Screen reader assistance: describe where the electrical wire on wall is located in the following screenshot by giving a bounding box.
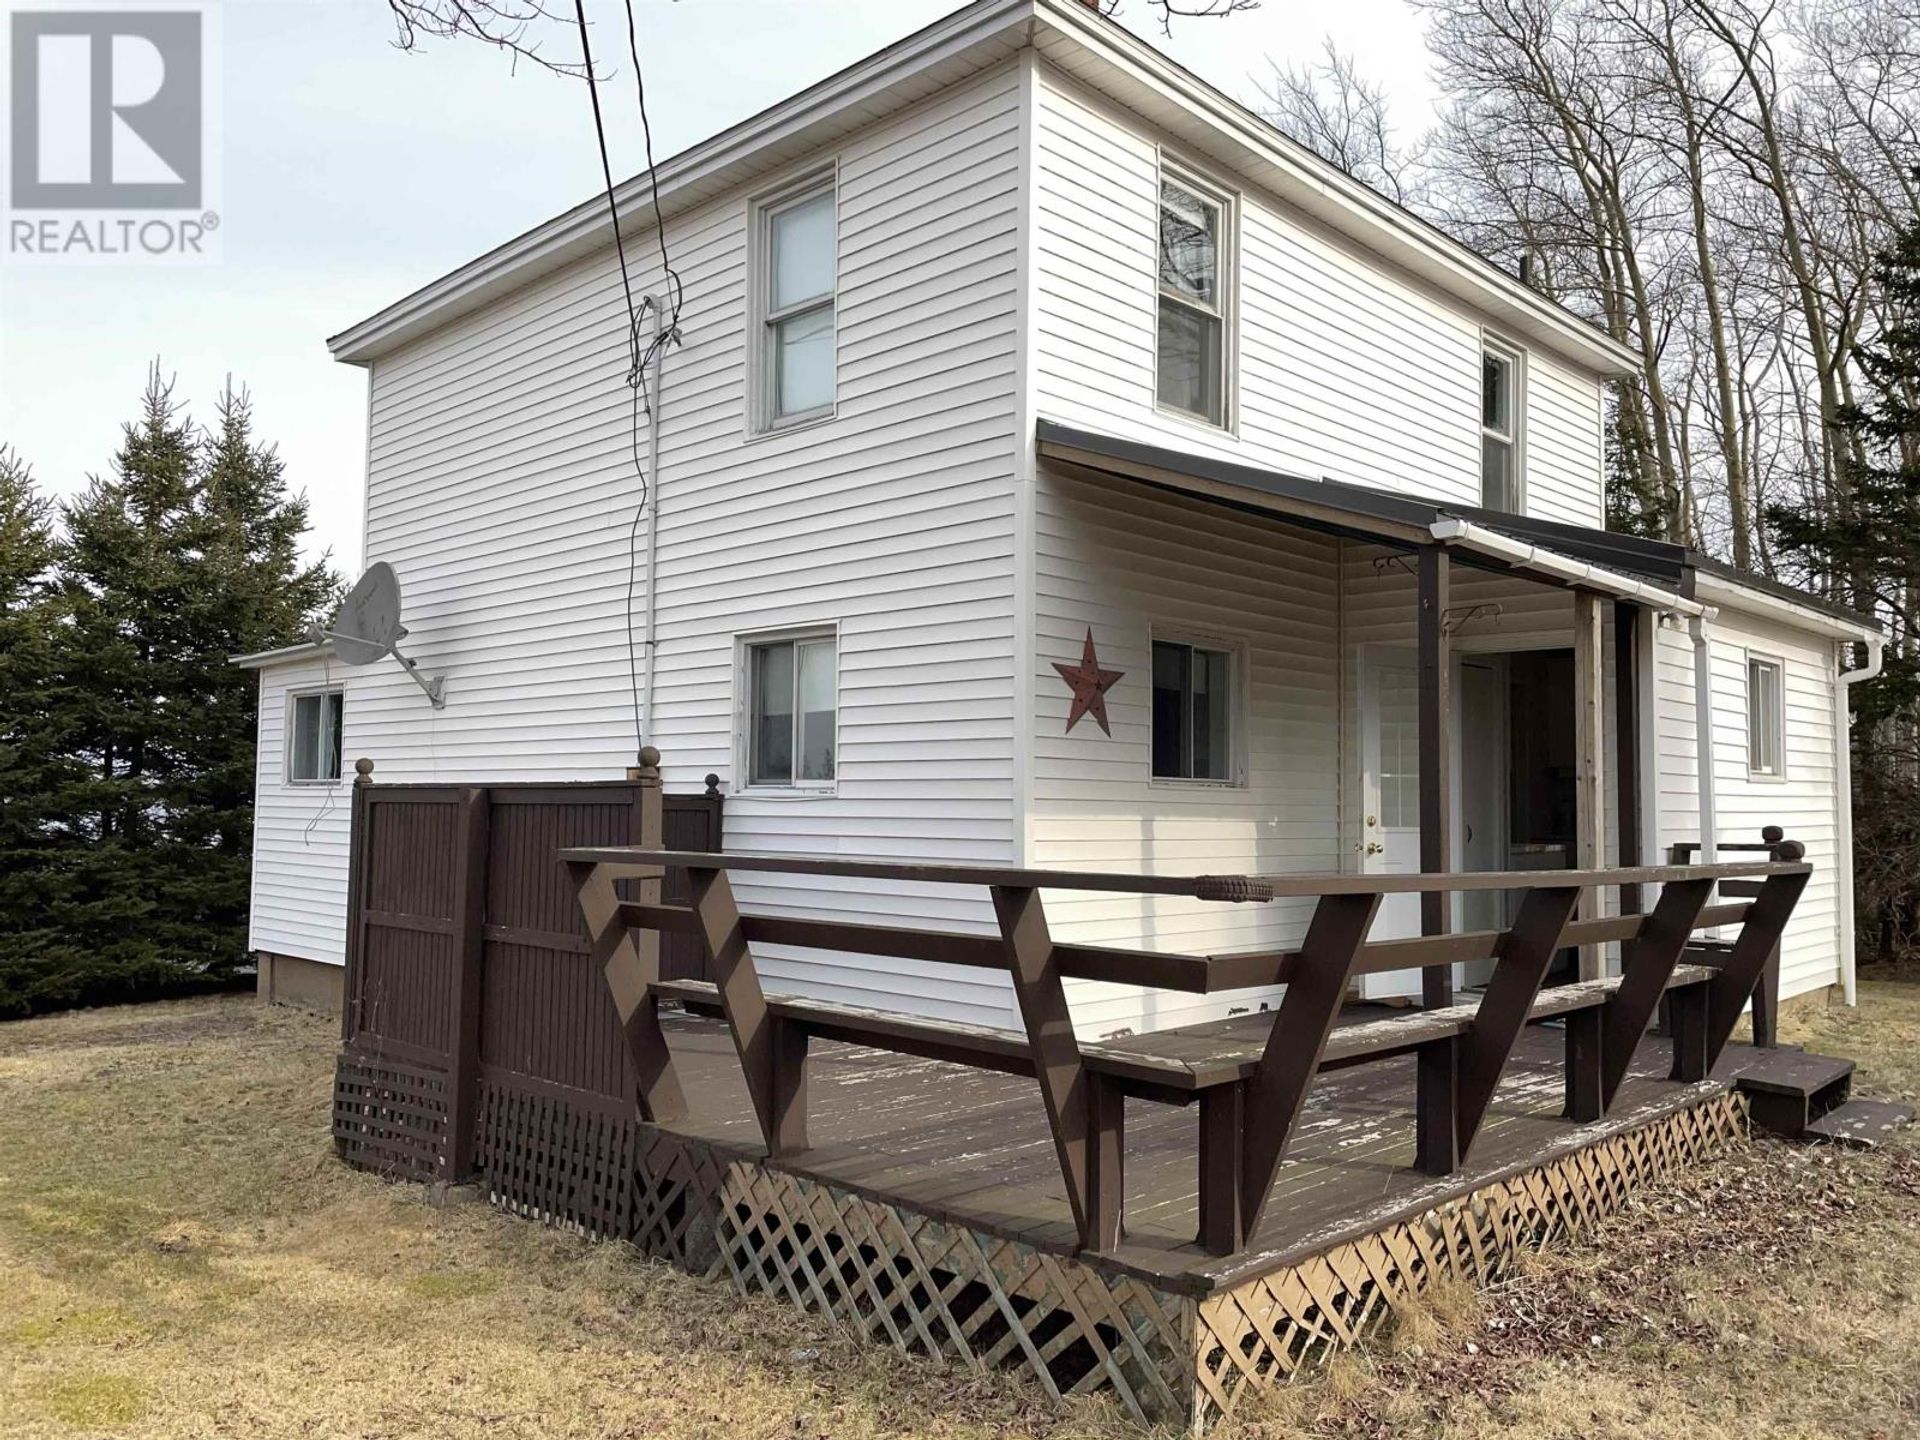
[570,0,684,763]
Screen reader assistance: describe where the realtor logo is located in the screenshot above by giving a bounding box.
[5,5,218,260]
[10,10,202,208]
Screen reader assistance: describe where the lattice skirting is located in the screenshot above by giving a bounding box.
[692,1091,1749,1431]
[473,1072,730,1275]
[1190,1090,1749,1426]
[332,1049,451,1182]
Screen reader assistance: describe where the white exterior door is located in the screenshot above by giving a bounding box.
[1359,651,1426,1000]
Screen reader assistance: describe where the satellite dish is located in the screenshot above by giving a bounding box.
[306,561,446,707]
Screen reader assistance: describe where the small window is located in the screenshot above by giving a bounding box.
[1156,173,1229,427]
[289,690,343,783]
[1481,340,1521,510]
[747,634,837,787]
[1152,639,1235,781]
[757,178,836,427]
[1748,656,1784,776]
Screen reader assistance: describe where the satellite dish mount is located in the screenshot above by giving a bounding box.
[307,561,446,708]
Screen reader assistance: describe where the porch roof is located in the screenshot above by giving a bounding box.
[1035,421,1879,634]
[1037,418,1688,587]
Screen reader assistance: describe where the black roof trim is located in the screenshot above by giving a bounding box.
[1688,553,1882,632]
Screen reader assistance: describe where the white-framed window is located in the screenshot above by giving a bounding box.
[1150,634,1242,783]
[1747,654,1785,777]
[742,629,838,789]
[1481,337,1523,511]
[1155,165,1232,428]
[752,171,837,430]
[288,688,344,784]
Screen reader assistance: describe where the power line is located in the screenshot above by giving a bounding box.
[568,0,682,763]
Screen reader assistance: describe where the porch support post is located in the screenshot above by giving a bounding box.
[1417,546,1453,1006]
[1573,590,1606,980]
[1614,602,1643,926]
[1415,546,1457,1177]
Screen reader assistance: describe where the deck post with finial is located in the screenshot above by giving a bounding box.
[338,759,375,1039]
[579,746,686,1122]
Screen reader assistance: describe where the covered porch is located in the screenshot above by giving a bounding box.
[1031,420,1741,1030]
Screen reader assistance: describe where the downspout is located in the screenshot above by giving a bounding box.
[1835,634,1885,1006]
[1689,612,1718,896]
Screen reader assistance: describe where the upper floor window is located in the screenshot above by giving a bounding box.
[1481,339,1521,510]
[1156,172,1230,428]
[745,631,837,788]
[289,689,343,784]
[756,175,836,429]
[1747,655,1784,777]
[1151,637,1237,782]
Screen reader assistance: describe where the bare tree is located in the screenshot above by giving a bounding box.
[386,0,588,76]
[1092,0,1260,34]
[1257,41,1428,205]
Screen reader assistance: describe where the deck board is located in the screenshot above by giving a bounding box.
[653,1005,1757,1295]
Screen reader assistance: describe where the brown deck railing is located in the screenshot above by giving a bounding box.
[1669,826,1796,1048]
[564,838,1809,1257]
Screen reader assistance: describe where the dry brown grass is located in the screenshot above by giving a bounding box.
[3,986,1917,1439]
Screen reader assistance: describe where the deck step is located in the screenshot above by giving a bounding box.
[1727,1049,1854,1097]
[1802,1099,1914,1149]
[1724,1050,1855,1137]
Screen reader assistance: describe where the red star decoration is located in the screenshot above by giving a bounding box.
[1053,627,1124,736]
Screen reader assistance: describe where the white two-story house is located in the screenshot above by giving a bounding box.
[238,0,1882,1033]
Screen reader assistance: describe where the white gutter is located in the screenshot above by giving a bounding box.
[1835,633,1885,1005]
[230,640,331,669]
[1427,518,1711,617]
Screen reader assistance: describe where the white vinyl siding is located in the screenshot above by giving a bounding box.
[248,657,352,967]
[1523,349,1606,527]
[1029,64,1610,521]
[320,65,1027,1024]
[1652,612,1842,999]
[1032,464,1342,1035]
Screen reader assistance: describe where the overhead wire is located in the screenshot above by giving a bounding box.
[569,0,683,761]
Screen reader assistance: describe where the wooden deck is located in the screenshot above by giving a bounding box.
[654,1004,1756,1296]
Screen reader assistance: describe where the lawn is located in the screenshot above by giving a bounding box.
[2,986,1916,1439]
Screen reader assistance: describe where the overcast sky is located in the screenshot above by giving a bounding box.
[0,0,1436,574]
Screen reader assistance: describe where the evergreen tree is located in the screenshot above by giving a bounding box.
[2,367,336,1016]
[29,368,209,1010]
[0,447,71,983]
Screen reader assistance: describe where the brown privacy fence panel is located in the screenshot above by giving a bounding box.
[330,757,722,1192]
